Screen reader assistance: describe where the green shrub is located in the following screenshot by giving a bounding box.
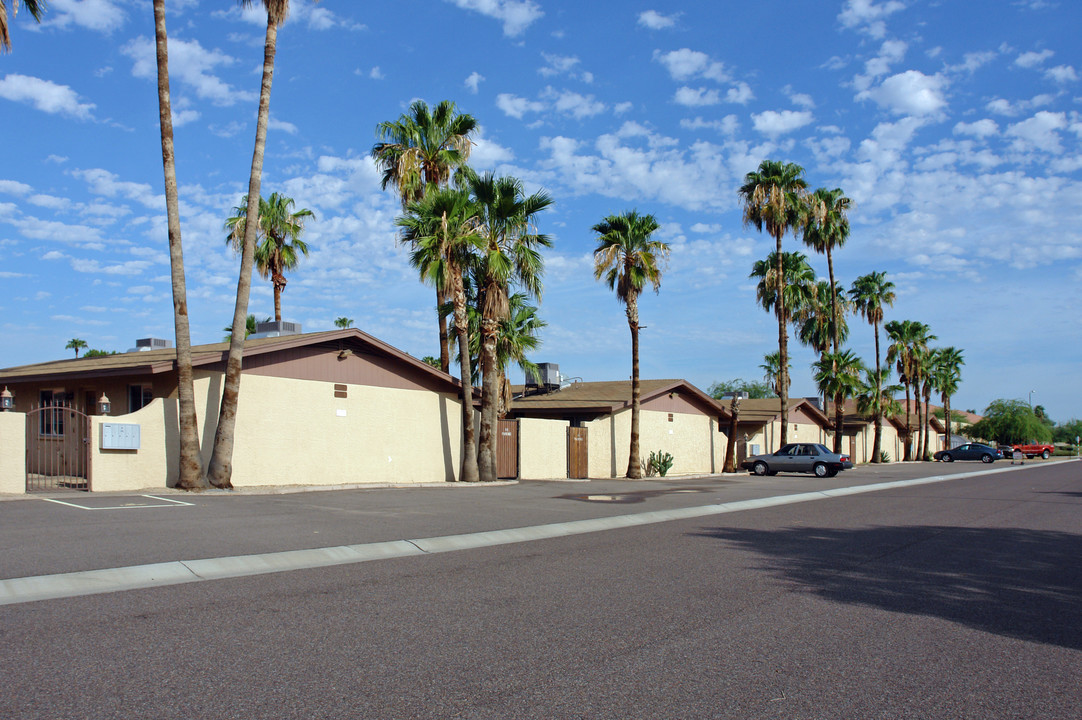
[647,450,674,477]
[878,451,891,464]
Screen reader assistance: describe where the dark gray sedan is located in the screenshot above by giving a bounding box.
[934,443,1001,463]
[741,443,853,478]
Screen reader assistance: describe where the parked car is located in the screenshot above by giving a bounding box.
[1010,442,1054,459]
[741,443,853,478]
[934,443,1002,463]
[996,444,1015,457]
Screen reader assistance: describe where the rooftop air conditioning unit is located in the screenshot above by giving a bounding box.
[127,337,173,352]
[250,321,302,339]
[525,362,561,394]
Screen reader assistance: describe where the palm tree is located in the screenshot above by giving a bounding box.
[797,280,849,417]
[849,271,895,462]
[917,346,936,460]
[933,346,965,450]
[373,100,478,374]
[152,0,205,490]
[739,160,808,446]
[593,210,669,479]
[813,349,865,452]
[0,0,45,52]
[760,351,790,398]
[399,185,484,483]
[208,0,295,489]
[65,338,88,358]
[470,172,553,482]
[223,314,270,341]
[334,317,354,328]
[750,251,817,328]
[856,367,903,461]
[886,320,935,461]
[225,192,314,322]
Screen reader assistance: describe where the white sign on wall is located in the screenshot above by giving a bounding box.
[101,422,141,450]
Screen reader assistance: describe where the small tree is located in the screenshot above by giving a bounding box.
[967,399,1053,444]
[334,317,354,328]
[65,338,88,358]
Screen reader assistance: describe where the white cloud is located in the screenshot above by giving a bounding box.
[465,72,484,94]
[637,10,678,29]
[953,119,999,138]
[680,115,739,135]
[857,70,948,117]
[838,0,906,38]
[539,53,580,77]
[674,86,720,107]
[121,36,255,107]
[495,92,545,119]
[725,82,754,105]
[1006,111,1067,153]
[1045,65,1078,83]
[369,67,384,80]
[70,168,160,209]
[0,74,95,119]
[752,110,814,136]
[1015,49,1054,68]
[470,130,515,170]
[543,88,606,119]
[269,117,298,134]
[46,0,126,33]
[443,0,543,37]
[0,180,33,196]
[653,49,729,83]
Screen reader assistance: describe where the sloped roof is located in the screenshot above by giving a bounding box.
[727,397,831,427]
[511,379,721,416]
[0,329,460,392]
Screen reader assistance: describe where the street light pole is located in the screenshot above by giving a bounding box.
[1029,389,1035,408]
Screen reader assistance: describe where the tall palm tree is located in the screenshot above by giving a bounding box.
[470,172,553,482]
[739,160,807,446]
[917,346,936,460]
[849,271,895,462]
[797,280,849,416]
[813,349,865,452]
[856,367,903,461]
[494,294,546,417]
[225,192,314,322]
[208,0,294,489]
[65,338,87,358]
[373,100,478,374]
[399,185,484,483]
[886,320,935,461]
[593,210,669,480]
[750,251,818,329]
[933,346,965,450]
[152,0,205,490]
[0,0,45,52]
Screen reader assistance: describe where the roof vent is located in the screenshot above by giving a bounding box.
[525,362,561,394]
[720,391,749,400]
[127,337,173,352]
[249,320,302,339]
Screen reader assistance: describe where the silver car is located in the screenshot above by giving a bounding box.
[741,442,853,478]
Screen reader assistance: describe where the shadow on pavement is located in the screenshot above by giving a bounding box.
[693,524,1082,650]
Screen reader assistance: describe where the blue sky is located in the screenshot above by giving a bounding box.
[1,0,1079,422]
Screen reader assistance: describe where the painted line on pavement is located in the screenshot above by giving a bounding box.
[0,462,1065,606]
[40,495,195,511]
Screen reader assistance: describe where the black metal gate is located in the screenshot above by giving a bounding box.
[26,404,91,491]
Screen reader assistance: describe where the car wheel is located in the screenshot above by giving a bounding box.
[981,454,993,463]
[1041,450,1050,459]
[813,462,829,478]
[941,453,953,462]
[1026,454,1034,459]
[752,461,768,476]
[827,467,839,477]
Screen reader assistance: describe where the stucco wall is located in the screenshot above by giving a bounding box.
[518,417,569,479]
[0,412,26,494]
[585,408,718,478]
[90,399,171,493]
[226,373,463,487]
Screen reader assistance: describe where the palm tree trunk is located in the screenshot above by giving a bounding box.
[944,395,953,450]
[775,229,789,447]
[915,389,924,462]
[273,279,283,322]
[154,0,205,491]
[723,397,740,473]
[871,321,882,462]
[903,381,912,461]
[477,315,499,482]
[437,286,450,374]
[207,15,278,489]
[923,391,932,460]
[626,294,642,479]
[452,269,478,483]
[827,249,843,453]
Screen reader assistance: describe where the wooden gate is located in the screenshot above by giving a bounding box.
[497,418,518,479]
[568,427,588,479]
[26,404,91,491]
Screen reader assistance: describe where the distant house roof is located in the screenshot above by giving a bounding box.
[510,379,721,418]
[0,329,461,393]
[726,397,831,427]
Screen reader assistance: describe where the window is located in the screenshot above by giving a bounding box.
[39,390,65,436]
[333,384,348,399]
[128,385,153,413]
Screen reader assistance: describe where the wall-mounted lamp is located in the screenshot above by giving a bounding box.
[338,349,353,361]
[97,392,111,416]
[0,386,13,411]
